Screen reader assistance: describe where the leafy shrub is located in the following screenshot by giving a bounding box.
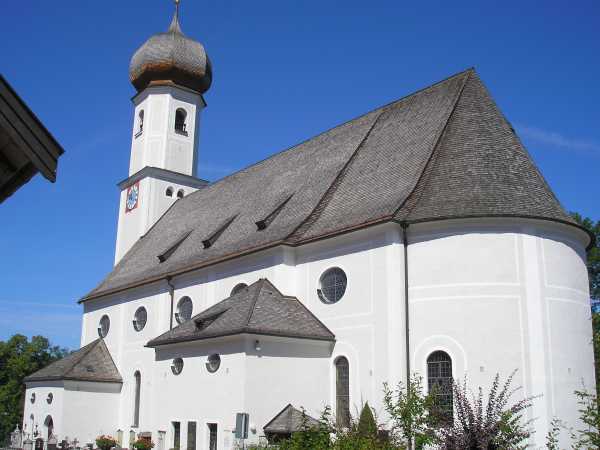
[436,371,534,450]
[132,439,155,450]
[357,402,377,438]
[383,374,437,449]
[572,387,600,449]
[95,435,117,450]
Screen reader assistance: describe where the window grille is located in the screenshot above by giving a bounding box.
[98,315,110,338]
[206,354,221,373]
[133,371,141,427]
[335,356,350,428]
[427,351,453,422]
[175,109,188,135]
[175,297,193,324]
[171,358,184,375]
[318,268,347,304]
[133,307,147,332]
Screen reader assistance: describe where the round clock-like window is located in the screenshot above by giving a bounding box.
[206,354,221,373]
[175,297,193,324]
[98,315,110,338]
[47,393,53,404]
[317,267,347,304]
[133,307,147,332]
[30,393,36,404]
[126,183,139,212]
[171,358,184,375]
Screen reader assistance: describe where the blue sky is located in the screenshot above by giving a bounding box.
[1,1,598,349]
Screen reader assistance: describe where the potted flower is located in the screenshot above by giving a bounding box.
[132,439,155,450]
[95,435,117,450]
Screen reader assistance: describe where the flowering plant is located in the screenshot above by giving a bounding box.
[132,439,155,450]
[95,435,117,450]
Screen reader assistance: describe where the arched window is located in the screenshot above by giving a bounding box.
[335,356,350,428]
[138,110,144,134]
[44,416,54,440]
[175,108,187,135]
[230,283,248,296]
[166,187,174,197]
[133,371,141,427]
[177,189,185,199]
[427,351,453,422]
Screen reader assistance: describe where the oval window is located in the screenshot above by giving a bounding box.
[175,297,193,324]
[47,393,53,404]
[98,315,110,338]
[30,393,36,404]
[206,354,221,373]
[133,307,148,332]
[230,283,248,296]
[318,268,347,304]
[171,357,184,375]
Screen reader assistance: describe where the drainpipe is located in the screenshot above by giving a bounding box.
[400,221,411,450]
[166,276,175,330]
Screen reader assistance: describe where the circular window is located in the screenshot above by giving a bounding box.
[177,189,185,199]
[171,358,184,375]
[166,187,174,197]
[98,315,110,338]
[30,393,36,404]
[175,297,193,324]
[206,354,221,373]
[46,393,53,404]
[133,307,148,332]
[318,268,347,304]
[230,283,248,296]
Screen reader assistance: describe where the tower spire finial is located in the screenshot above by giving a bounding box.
[169,0,183,34]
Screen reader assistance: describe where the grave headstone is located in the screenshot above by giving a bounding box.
[23,438,34,450]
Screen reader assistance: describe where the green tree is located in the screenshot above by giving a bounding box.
[572,388,600,449]
[0,335,68,445]
[357,402,377,438]
[570,212,599,301]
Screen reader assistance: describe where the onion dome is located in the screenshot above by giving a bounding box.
[129,1,212,94]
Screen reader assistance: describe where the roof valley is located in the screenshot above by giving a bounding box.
[286,112,383,242]
[394,70,472,220]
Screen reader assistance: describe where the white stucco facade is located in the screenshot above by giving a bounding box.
[25,218,594,449]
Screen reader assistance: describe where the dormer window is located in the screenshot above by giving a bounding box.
[175,108,188,135]
[135,110,144,138]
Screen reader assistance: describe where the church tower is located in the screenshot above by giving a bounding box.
[114,1,212,264]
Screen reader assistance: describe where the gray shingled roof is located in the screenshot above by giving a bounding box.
[24,339,122,384]
[263,404,320,435]
[83,69,588,302]
[147,279,335,347]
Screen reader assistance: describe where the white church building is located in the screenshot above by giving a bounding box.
[23,3,595,449]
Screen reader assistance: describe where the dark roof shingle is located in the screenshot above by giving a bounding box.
[147,278,335,347]
[24,339,122,383]
[83,69,587,301]
[263,404,320,434]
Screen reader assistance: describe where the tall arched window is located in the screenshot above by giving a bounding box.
[335,356,350,428]
[427,351,453,422]
[133,371,141,427]
[175,109,187,135]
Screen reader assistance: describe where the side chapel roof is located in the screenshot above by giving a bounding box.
[82,68,589,302]
[146,278,335,347]
[263,404,321,435]
[24,339,122,384]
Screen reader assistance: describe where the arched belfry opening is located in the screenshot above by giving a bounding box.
[43,415,54,440]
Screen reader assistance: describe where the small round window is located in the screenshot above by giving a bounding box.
[30,393,36,404]
[166,187,174,197]
[46,393,53,404]
[318,268,347,304]
[206,354,221,373]
[175,297,193,324]
[171,358,184,375]
[133,307,147,332]
[230,283,248,296]
[98,315,110,338]
[177,189,185,199]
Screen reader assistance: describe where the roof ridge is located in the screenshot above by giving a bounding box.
[286,111,383,242]
[392,70,473,219]
[244,279,266,327]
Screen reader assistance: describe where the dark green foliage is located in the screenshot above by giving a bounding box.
[357,402,377,438]
[545,417,563,450]
[0,335,69,445]
[572,388,600,449]
[383,374,437,449]
[570,212,599,301]
[437,371,534,450]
